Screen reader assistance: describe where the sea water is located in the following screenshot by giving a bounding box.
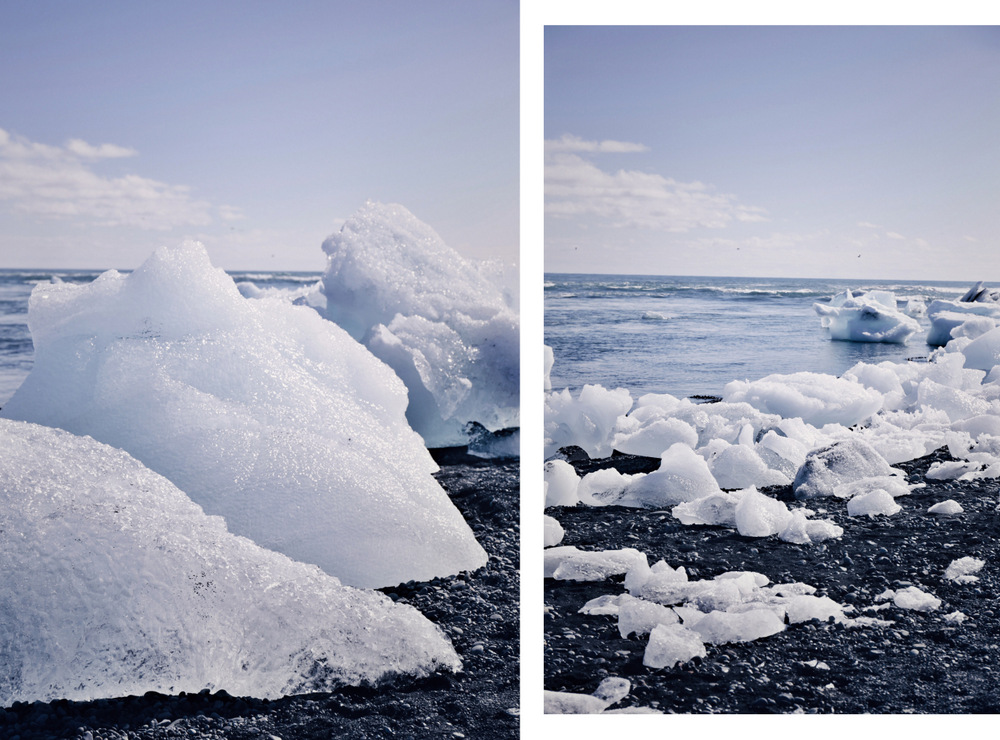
[0,269,321,406]
[545,274,975,400]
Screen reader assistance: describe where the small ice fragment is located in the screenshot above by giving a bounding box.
[544,459,581,508]
[943,611,968,624]
[578,594,624,616]
[592,676,631,706]
[543,691,610,714]
[927,500,964,515]
[944,556,985,582]
[800,660,831,670]
[642,623,707,669]
[543,515,565,547]
[543,677,631,714]
[785,595,846,624]
[689,607,785,644]
[734,487,792,537]
[926,461,982,481]
[847,489,901,517]
[550,548,647,581]
[617,595,679,638]
[893,586,941,612]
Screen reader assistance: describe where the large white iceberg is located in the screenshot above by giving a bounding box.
[926,284,1000,346]
[320,202,518,447]
[814,289,921,344]
[0,418,460,706]
[1,242,487,588]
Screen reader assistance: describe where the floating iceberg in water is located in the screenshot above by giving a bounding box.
[1,242,486,588]
[0,419,460,706]
[926,284,1000,346]
[320,202,519,447]
[814,289,920,344]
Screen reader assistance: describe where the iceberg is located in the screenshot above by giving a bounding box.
[723,371,883,427]
[1,242,486,588]
[0,419,460,706]
[814,289,921,344]
[793,438,901,499]
[320,202,518,446]
[926,284,1000,346]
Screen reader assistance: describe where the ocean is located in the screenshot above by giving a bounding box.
[0,269,322,406]
[544,273,977,400]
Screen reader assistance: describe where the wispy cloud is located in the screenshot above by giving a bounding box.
[0,127,233,230]
[545,135,767,232]
[64,138,138,159]
[545,134,650,154]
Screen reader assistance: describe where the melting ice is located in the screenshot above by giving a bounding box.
[320,202,519,447]
[0,418,460,705]
[1,241,487,589]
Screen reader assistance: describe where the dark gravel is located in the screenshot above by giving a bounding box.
[545,446,1000,713]
[2,455,519,739]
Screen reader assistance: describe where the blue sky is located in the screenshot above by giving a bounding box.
[0,1,518,270]
[545,25,1000,281]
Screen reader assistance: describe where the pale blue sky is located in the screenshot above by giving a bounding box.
[545,25,1000,281]
[0,0,518,270]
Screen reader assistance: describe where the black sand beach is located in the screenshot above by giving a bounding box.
[545,446,1000,713]
[1,457,519,740]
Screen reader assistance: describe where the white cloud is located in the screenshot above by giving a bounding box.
[545,134,649,154]
[0,128,217,230]
[217,204,245,221]
[65,138,138,159]
[885,231,906,240]
[858,221,880,229]
[545,137,767,232]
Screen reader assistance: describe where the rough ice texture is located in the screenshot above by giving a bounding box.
[643,623,707,669]
[320,202,518,447]
[1,242,486,589]
[846,489,902,518]
[544,677,632,714]
[550,548,647,582]
[734,487,792,537]
[707,442,790,489]
[926,296,1000,346]
[545,384,633,459]
[892,586,941,612]
[613,416,698,458]
[544,515,566,547]
[544,459,581,507]
[793,438,899,500]
[944,557,985,582]
[0,419,459,706]
[784,595,846,624]
[928,500,964,515]
[690,608,786,644]
[961,327,1000,372]
[624,443,723,506]
[617,595,679,638]
[723,371,883,427]
[814,290,921,343]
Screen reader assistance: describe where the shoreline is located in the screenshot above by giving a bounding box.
[544,446,1000,713]
[2,456,520,739]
